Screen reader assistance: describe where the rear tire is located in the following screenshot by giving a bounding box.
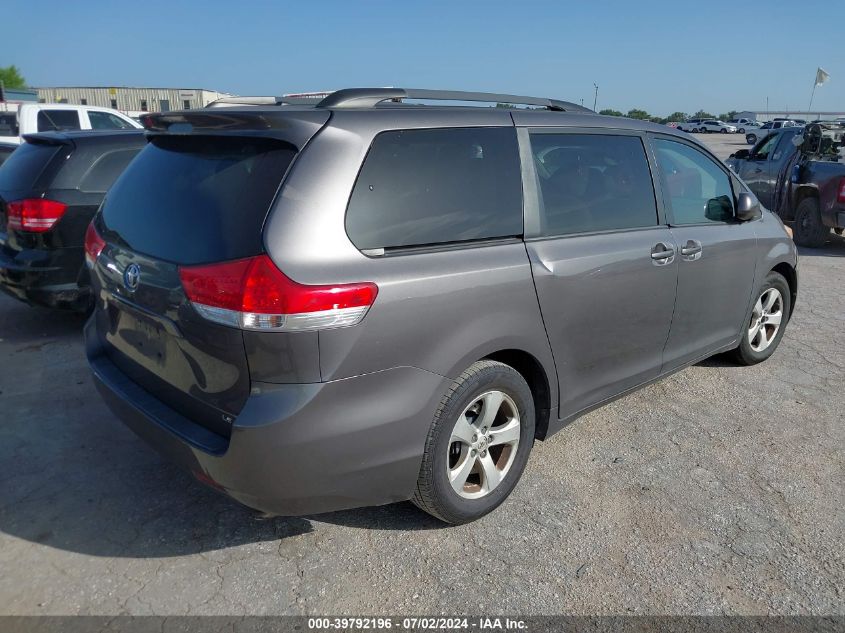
[738,127,746,134]
[412,360,535,524]
[793,197,828,247]
[747,134,757,145]
[730,271,791,366]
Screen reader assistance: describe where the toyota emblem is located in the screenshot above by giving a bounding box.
[123,263,141,291]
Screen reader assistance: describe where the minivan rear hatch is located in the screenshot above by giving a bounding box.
[90,109,329,441]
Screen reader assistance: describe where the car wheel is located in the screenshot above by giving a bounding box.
[412,359,535,524]
[731,271,791,366]
[738,127,746,134]
[793,197,829,247]
[721,128,728,133]
[747,134,757,145]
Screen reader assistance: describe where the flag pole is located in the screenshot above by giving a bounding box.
[808,80,817,112]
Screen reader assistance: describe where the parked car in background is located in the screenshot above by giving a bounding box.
[676,118,705,132]
[699,120,737,133]
[84,88,797,525]
[0,130,146,309]
[732,120,761,134]
[746,120,798,145]
[728,122,845,246]
[0,103,141,146]
[0,142,16,168]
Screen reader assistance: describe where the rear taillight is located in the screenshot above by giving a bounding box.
[6,199,68,233]
[838,178,845,205]
[84,222,106,268]
[178,254,378,332]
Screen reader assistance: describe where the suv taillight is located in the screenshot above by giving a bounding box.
[84,222,106,267]
[838,178,845,205]
[179,254,378,332]
[6,199,68,233]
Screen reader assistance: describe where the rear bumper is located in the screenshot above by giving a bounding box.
[0,245,89,310]
[85,317,450,515]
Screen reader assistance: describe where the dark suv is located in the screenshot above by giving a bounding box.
[85,89,798,524]
[0,130,145,309]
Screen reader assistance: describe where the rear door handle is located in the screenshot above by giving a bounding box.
[753,168,763,173]
[680,239,703,261]
[651,242,675,266]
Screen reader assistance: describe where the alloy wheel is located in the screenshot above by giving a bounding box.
[447,390,521,499]
[748,288,784,352]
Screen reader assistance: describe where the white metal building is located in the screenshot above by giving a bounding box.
[735,109,845,122]
[34,87,232,114]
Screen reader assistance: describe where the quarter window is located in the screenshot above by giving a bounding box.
[79,148,142,192]
[346,127,522,251]
[529,133,658,236]
[653,138,735,224]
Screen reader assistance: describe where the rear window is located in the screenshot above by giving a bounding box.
[79,148,142,192]
[100,136,296,265]
[346,127,522,251]
[0,142,61,191]
[0,113,18,137]
[37,110,81,132]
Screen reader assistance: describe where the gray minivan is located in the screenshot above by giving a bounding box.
[85,88,798,524]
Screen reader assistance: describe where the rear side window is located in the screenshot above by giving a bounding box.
[530,133,658,236]
[0,142,61,190]
[37,110,81,132]
[346,127,522,251]
[79,148,141,192]
[101,136,296,265]
[88,111,135,130]
[0,113,17,137]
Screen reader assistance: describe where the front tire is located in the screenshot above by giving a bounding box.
[721,128,728,133]
[793,197,828,247]
[731,271,791,366]
[747,134,757,145]
[412,360,535,524]
[738,127,746,134]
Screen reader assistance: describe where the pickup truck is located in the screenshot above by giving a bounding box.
[727,123,845,246]
[0,103,140,145]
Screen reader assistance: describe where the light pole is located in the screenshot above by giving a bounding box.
[592,83,599,111]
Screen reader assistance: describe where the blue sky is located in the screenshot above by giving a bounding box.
[5,0,844,116]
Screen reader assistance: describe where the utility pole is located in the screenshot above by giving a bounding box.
[592,83,599,111]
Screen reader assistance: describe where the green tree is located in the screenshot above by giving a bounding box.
[692,109,714,119]
[0,65,26,89]
[599,108,623,117]
[718,110,738,121]
[667,111,689,122]
[626,108,652,120]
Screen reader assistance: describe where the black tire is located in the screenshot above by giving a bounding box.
[412,360,535,524]
[833,227,843,236]
[793,197,829,247]
[730,271,791,366]
[721,128,728,133]
[738,127,746,134]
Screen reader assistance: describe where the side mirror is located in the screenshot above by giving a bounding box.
[736,192,762,221]
[731,149,750,160]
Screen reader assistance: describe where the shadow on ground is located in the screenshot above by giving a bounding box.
[0,296,441,561]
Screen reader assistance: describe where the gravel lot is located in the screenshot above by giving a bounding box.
[1,133,843,616]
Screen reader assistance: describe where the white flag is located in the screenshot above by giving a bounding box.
[815,67,830,86]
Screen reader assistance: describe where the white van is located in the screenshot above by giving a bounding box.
[0,103,142,145]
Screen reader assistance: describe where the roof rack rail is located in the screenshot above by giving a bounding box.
[316,88,592,112]
[206,95,325,108]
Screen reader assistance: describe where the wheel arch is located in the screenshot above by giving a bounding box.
[793,184,820,211]
[771,262,798,319]
[483,349,553,441]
